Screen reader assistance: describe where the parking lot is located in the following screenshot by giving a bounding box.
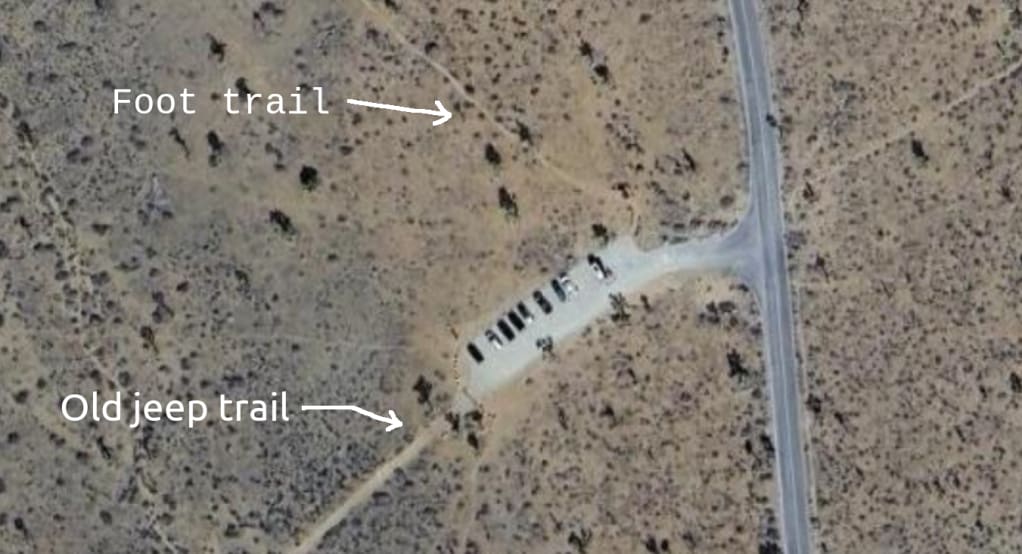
[459,230,746,401]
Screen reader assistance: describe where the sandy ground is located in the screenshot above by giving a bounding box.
[356,0,747,248]
[313,277,778,553]
[765,0,1021,181]
[0,0,748,551]
[771,1,1022,551]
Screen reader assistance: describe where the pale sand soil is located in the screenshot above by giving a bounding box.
[0,0,748,551]
[765,0,1021,184]
[358,0,747,249]
[779,11,1022,549]
[313,277,779,553]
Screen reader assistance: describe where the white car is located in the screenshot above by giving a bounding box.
[516,302,534,324]
[485,329,503,349]
[558,272,579,297]
[587,254,613,281]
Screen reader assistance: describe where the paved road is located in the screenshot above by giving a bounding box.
[459,1,814,551]
[728,0,813,552]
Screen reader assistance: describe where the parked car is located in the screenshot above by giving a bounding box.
[496,319,515,341]
[507,310,525,331]
[485,329,503,349]
[517,301,534,323]
[466,342,484,363]
[587,254,612,281]
[558,272,579,297]
[550,278,567,302]
[534,290,553,313]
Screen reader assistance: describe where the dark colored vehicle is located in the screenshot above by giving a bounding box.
[533,290,553,314]
[496,319,515,341]
[516,301,534,323]
[507,311,525,331]
[466,342,484,363]
[550,279,567,302]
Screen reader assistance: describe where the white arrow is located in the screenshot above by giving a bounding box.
[301,404,404,432]
[345,98,452,127]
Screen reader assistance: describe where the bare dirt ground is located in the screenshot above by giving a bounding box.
[0,0,749,551]
[312,277,778,554]
[358,0,746,248]
[766,0,1021,180]
[770,1,1022,551]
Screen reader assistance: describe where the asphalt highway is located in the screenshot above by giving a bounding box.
[728,0,814,552]
[460,2,815,551]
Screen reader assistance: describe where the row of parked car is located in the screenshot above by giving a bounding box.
[465,254,614,363]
